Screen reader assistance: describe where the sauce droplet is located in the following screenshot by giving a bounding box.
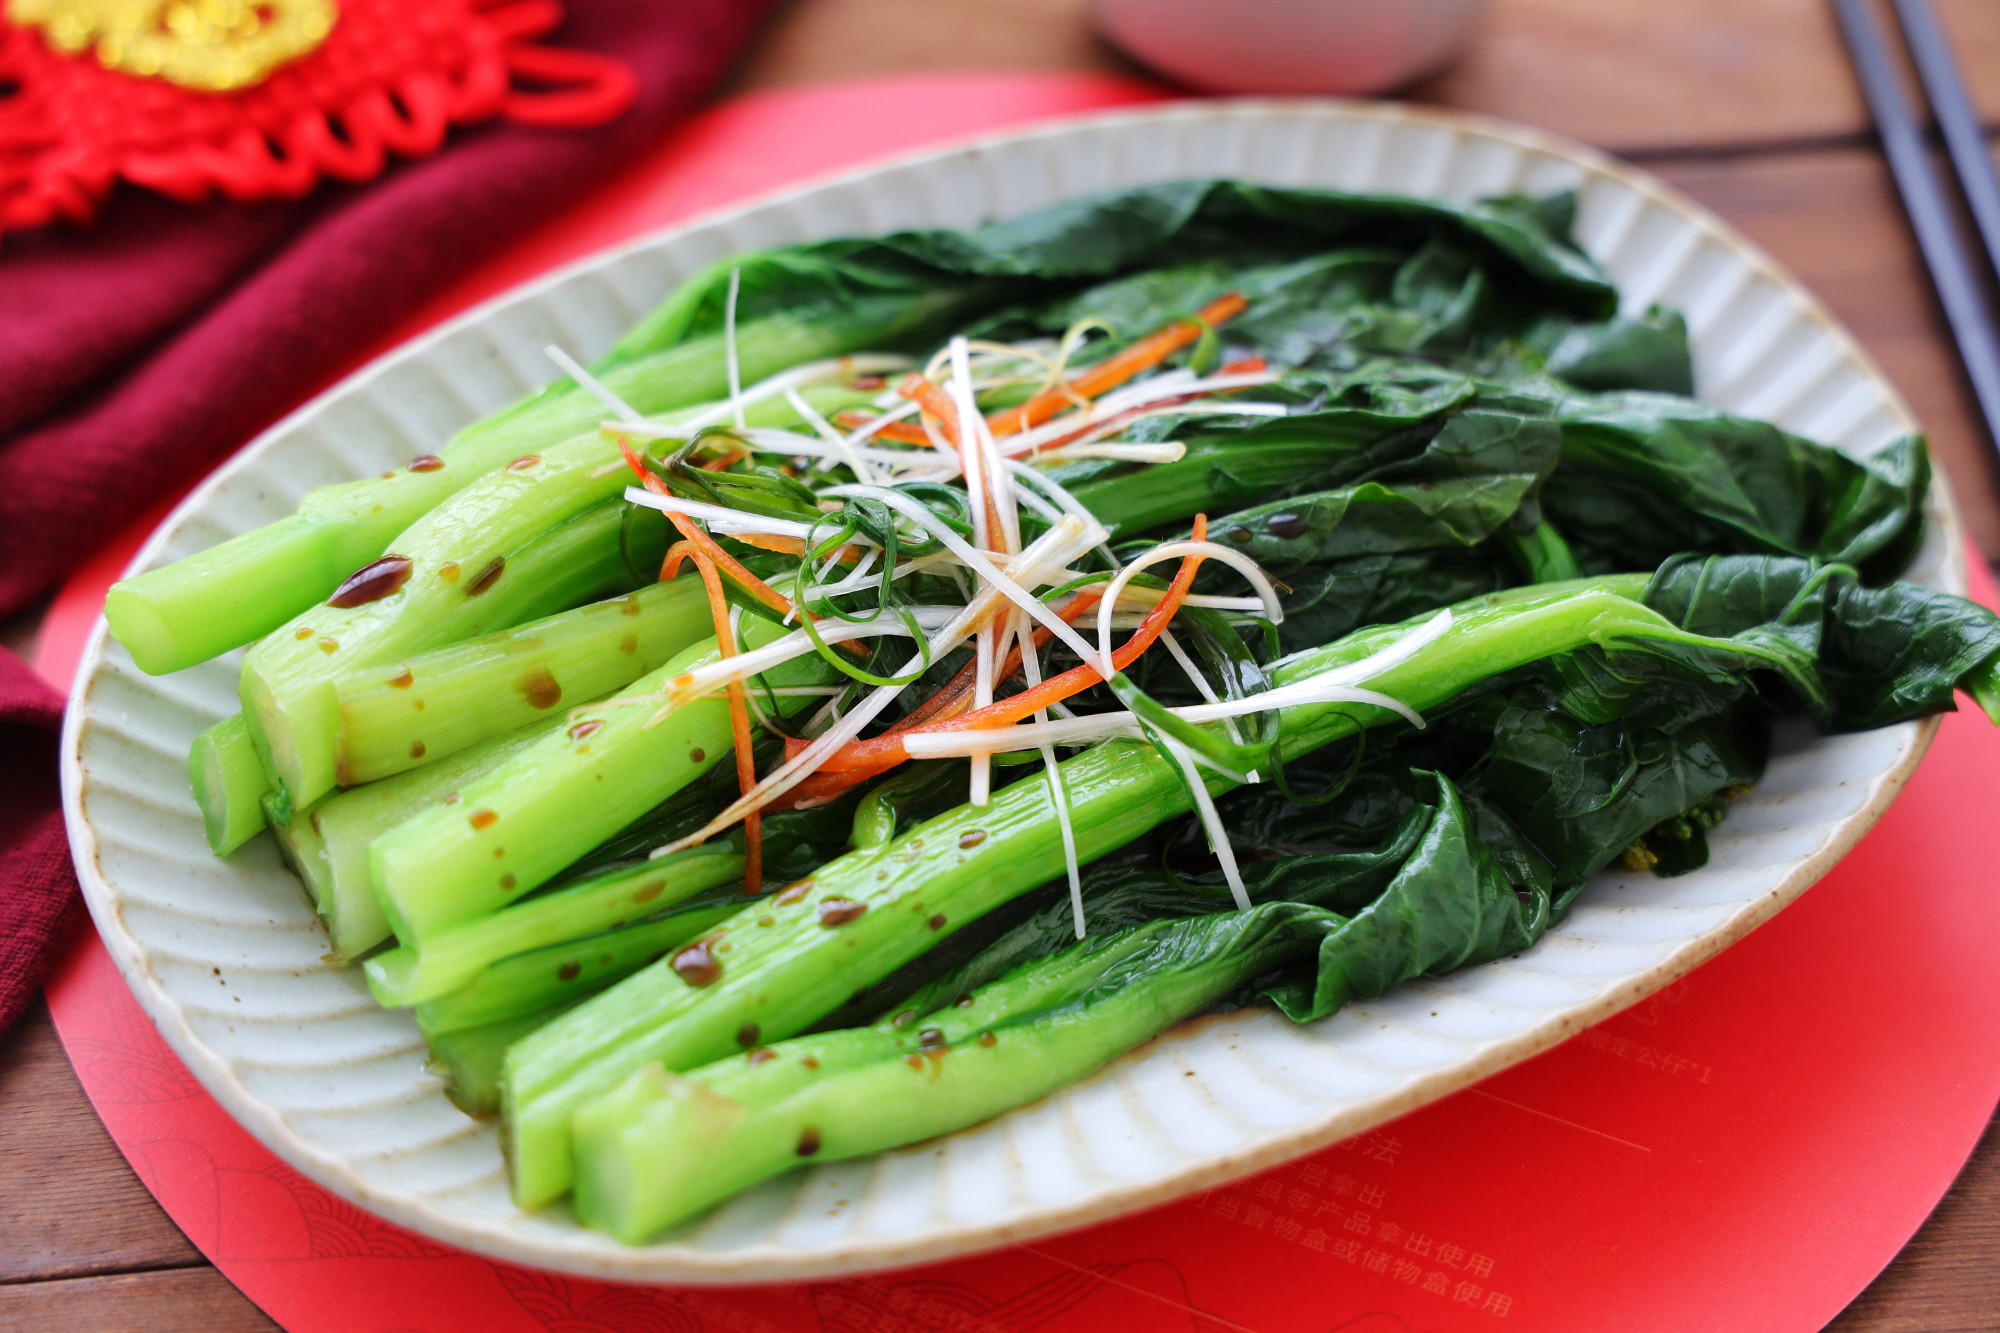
[775,880,812,906]
[465,557,506,596]
[408,455,445,472]
[918,1028,946,1050]
[327,555,413,608]
[670,937,723,987]
[619,633,639,656]
[631,878,663,903]
[1228,526,1253,543]
[387,667,414,690]
[437,561,460,583]
[294,627,313,640]
[757,915,774,927]
[689,747,705,763]
[469,808,497,830]
[409,740,426,759]
[317,638,339,654]
[817,898,867,927]
[557,961,580,981]
[796,1128,822,1157]
[568,719,604,743]
[977,1031,997,1047]
[736,1022,760,1048]
[517,666,561,710]
[748,1047,778,1065]
[501,873,516,890]
[903,1053,926,1070]
[506,454,542,472]
[927,913,947,931]
[957,830,986,850]
[802,1055,819,1069]
[1265,512,1307,539]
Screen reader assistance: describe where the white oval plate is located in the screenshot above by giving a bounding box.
[61,100,1963,1283]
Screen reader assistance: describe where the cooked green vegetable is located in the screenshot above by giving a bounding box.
[190,715,270,855]
[366,849,743,1008]
[505,578,1737,1205]
[293,718,565,958]
[371,618,835,948]
[105,291,964,676]
[240,442,671,810]
[334,577,712,785]
[569,774,1540,1241]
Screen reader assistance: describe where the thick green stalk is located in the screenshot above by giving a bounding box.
[414,895,746,1037]
[305,719,564,959]
[263,790,329,914]
[501,577,1659,1206]
[190,715,270,855]
[366,849,743,1007]
[423,1004,582,1117]
[333,578,711,785]
[105,303,946,675]
[371,618,833,949]
[240,455,665,810]
[571,910,1305,1241]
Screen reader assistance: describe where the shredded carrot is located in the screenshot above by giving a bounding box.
[660,539,697,581]
[685,547,761,893]
[897,373,962,445]
[876,420,933,446]
[725,532,866,563]
[990,294,1248,438]
[808,520,1208,777]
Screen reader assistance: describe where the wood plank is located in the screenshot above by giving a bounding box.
[1829,1112,2000,1331]
[732,0,2000,155]
[1651,146,2000,556]
[0,1003,202,1283]
[1419,0,2000,156]
[0,1267,278,1333]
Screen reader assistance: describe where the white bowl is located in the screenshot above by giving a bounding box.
[1093,0,1490,95]
[60,99,1960,1283]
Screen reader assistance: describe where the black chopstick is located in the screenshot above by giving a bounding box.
[1831,0,2000,459]
[1894,0,2000,288]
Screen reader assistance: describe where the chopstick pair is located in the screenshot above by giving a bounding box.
[1832,0,2000,459]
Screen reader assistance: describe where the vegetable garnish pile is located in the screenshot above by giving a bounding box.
[112,181,2000,1243]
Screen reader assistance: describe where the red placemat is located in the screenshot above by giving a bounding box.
[40,74,2000,1333]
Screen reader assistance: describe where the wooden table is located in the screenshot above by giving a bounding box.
[5,1,2000,1327]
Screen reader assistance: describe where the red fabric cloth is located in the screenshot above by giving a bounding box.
[0,649,78,1033]
[0,0,775,1033]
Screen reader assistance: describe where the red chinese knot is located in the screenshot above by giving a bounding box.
[0,0,636,235]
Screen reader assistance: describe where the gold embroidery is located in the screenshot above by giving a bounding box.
[8,0,337,92]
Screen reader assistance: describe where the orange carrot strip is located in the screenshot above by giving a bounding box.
[660,540,698,582]
[686,547,761,893]
[896,373,963,445]
[989,294,1248,438]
